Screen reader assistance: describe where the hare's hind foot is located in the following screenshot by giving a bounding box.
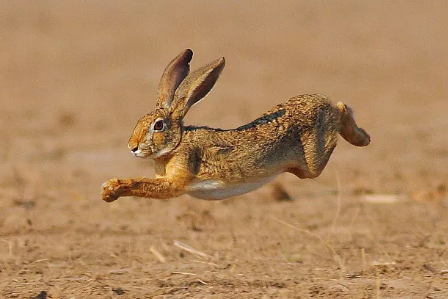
[337,102,370,147]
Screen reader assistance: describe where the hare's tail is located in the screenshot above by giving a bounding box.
[336,102,370,146]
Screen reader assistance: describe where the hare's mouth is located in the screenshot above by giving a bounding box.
[130,145,148,158]
[129,144,171,159]
[131,148,146,158]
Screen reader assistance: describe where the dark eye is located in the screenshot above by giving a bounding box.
[153,119,165,131]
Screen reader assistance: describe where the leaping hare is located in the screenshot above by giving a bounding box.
[102,49,370,202]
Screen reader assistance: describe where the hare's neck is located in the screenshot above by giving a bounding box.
[153,155,172,177]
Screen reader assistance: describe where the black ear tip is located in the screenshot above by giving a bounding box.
[183,49,193,62]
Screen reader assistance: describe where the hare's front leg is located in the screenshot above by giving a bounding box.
[101,177,186,202]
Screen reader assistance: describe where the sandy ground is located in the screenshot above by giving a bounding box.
[1,1,448,298]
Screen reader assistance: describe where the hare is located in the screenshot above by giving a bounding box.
[101,49,370,202]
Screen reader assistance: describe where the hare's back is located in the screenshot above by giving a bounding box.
[282,94,337,120]
[251,94,339,133]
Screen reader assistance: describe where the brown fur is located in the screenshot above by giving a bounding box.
[102,49,370,202]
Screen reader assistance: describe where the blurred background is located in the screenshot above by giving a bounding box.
[1,1,447,297]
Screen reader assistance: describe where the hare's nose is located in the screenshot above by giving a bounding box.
[131,146,138,153]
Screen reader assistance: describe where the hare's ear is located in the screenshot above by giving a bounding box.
[156,49,193,108]
[170,56,225,119]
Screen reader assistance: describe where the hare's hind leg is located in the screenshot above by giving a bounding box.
[288,111,339,179]
[287,143,336,179]
[101,177,185,202]
[288,136,337,179]
[336,102,370,146]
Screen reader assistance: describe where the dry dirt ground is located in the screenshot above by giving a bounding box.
[1,1,448,298]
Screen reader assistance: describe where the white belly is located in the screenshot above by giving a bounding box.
[186,175,278,200]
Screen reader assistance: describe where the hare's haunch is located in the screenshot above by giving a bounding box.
[102,49,370,202]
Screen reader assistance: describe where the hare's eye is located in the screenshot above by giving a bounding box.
[153,119,165,131]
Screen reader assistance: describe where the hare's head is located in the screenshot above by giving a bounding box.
[128,49,225,158]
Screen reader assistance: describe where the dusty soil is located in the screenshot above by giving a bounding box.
[1,1,448,298]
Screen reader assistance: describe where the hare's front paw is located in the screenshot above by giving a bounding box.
[102,178,121,202]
